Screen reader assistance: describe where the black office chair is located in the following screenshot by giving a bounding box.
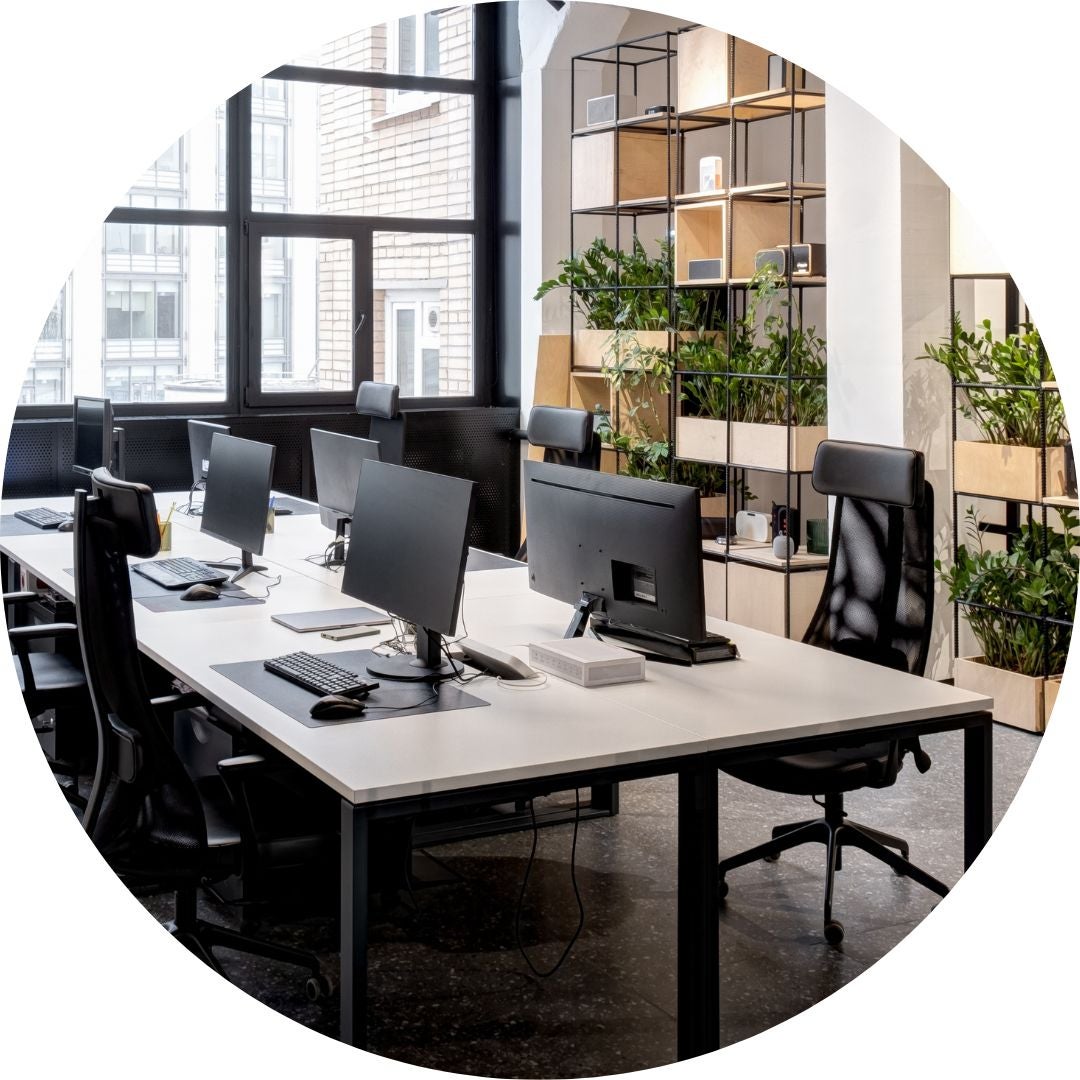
[75,469,331,995]
[717,440,948,945]
[7,590,91,807]
[516,405,602,559]
[356,380,405,466]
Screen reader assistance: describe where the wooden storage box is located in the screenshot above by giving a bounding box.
[675,201,728,285]
[678,28,772,114]
[954,656,1044,733]
[676,417,826,471]
[730,200,798,280]
[727,558,823,639]
[953,440,1066,502]
[1044,675,1062,728]
[571,130,676,211]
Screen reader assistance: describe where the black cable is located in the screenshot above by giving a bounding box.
[514,790,585,979]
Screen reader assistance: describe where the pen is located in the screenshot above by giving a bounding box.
[164,501,175,526]
[269,495,276,510]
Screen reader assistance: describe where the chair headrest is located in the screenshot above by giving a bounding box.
[526,406,592,455]
[89,468,161,558]
[355,381,400,419]
[811,440,925,508]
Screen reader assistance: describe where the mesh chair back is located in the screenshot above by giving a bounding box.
[75,469,206,879]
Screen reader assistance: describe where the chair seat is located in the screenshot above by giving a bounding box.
[14,652,87,697]
[723,742,898,797]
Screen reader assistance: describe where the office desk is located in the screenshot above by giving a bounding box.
[1,494,995,1061]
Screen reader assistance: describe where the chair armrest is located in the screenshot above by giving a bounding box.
[8,623,78,643]
[149,690,205,714]
[3,591,42,607]
[217,753,268,774]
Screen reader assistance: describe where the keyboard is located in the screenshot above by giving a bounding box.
[263,651,380,698]
[14,507,71,530]
[132,556,228,590]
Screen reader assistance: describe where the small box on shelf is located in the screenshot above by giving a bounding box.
[953,440,1066,502]
[571,129,676,211]
[674,200,727,285]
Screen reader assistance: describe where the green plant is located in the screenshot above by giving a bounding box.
[938,507,1077,676]
[679,266,827,426]
[919,317,1066,446]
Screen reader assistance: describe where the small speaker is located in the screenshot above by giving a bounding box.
[698,155,724,192]
[772,503,800,555]
[586,94,636,126]
[767,54,788,90]
[777,242,826,276]
[755,248,787,275]
[735,509,770,543]
[687,257,724,281]
[773,535,795,559]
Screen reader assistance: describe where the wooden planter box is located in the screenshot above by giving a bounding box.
[571,329,669,371]
[1044,675,1062,728]
[953,440,1066,502]
[676,417,826,471]
[571,129,677,210]
[954,656,1049,733]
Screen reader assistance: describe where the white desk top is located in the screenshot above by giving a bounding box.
[1,492,992,806]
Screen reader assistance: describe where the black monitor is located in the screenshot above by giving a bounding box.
[341,460,475,681]
[73,396,113,477]
[523,460,706,642]
[188,420,231,488]
[200,433,275,584]
[310,428,381,560]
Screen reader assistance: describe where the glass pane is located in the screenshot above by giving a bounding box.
[19,226,227,405]
[260,235,354,394]
[254,80,472,219]
[119,101,226,211]
[373,231,472,398]
[398,17,416,76]
[288,9,472,79]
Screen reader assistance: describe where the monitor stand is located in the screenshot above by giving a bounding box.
[206,549,267,585]
[366,626,461,682]
[328,513,349,566]
[563,592,605,639]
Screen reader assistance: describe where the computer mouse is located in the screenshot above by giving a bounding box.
[310,694,367,720]
[273,506,293,516]
[180,583,221,602]
[56,519,74,532]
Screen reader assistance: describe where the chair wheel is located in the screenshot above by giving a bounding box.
[763,852,780,863]
[824,920,845,946]
[305,974,333,1002]
[718,877,728,900]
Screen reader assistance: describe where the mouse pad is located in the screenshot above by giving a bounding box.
[1,515,71,537]
[271,496,320,516]
[63,566,265,611]
[211,648,490,728]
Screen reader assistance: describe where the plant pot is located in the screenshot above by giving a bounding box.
[953,440,1066,502]
[675,417,826,471]
[1044,675,1062,728]
[953,656,1048,733]
[571,329,670,372]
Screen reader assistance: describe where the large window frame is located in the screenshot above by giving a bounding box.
[16,5,495,421]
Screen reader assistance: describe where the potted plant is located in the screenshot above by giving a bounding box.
[940,507,1077,731]
[676,266,828,470]
[920,318,1067,501]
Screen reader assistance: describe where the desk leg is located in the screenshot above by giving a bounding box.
[676,760,719,1061]
[340,801,370,1049]
[964,716,993,869]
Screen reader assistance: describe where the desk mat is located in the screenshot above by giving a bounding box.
[63,566,265,611]
[211,648,490,728]
[0,515,70,537]
[465,548,523,573]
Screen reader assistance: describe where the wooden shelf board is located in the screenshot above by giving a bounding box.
[1042,381,1060,390]
[701,538,830,572]
[729,181,826,201]
[730,89,826,120]
[675,276,727,287]
[572,112,715,136]
[1043,496,1079,509]
[570,368,607,378]
[675,189,729,204]
[728,275,827,288]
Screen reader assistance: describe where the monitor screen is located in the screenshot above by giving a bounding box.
[200,433,275,558]
[188,420,231,485]
[341,460,475,638]
[522,460,706,640]
[73,396,113,476]
[310,428,381,518]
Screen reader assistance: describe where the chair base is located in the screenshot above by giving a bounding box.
[166,888,331,1001]
[717,793,949,946]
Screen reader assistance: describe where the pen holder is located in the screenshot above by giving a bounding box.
[158,521,173,552]
[266,507,276,534]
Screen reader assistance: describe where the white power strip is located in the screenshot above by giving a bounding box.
[528,637,645,687]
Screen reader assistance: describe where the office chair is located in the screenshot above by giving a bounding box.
[6,589,91,808]
[516,405,601,559]
[356,380,406,466]
[717,440,948,945]
[74,469,331,996]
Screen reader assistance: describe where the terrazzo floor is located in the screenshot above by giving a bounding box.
[138,723,1039,1077]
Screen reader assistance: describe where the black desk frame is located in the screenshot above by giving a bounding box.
[339,709,994,1061]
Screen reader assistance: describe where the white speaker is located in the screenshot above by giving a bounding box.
[773,535,795,559]
[735,509,770,543]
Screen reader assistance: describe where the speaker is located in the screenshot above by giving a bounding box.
[773,535,795,559]
[586,94,636,126]
[735,509,770,543]
[687,258,724,281]
[777,243,826,276]
[754,247,787,275]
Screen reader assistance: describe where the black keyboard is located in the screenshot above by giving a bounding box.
[132,556,228,590]
[14,507,71,529]
[264,651,380,698]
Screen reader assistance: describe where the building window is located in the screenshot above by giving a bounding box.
[386,293,442,396]
[386,10,446,114]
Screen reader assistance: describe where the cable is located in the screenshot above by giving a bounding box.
[514,790,585,980]
[237,569,282,600]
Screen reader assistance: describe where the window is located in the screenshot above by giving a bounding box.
[387,12,447,114]
[386,293,442,396]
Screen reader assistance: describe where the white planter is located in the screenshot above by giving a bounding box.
[954,656,1047,733]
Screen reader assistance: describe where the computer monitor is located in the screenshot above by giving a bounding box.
[522,460,706,642]
[188,420,231,488]
[310,428,381,562]
[341,460,475,681]
[73,396,113,478]
[200,433,276,584]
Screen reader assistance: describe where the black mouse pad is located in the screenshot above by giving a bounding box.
[0,515,71,537]
[211,648,490,728]
[63,566,265,611]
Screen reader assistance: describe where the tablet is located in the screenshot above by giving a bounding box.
[271,606,392,633]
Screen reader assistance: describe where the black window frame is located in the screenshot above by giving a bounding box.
[15,4,496,421]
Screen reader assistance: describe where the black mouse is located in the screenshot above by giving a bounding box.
[181,583,221,602]
[310,694,367,720]
[56,519,74,532]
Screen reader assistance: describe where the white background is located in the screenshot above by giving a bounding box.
[0,2,1076,1076]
